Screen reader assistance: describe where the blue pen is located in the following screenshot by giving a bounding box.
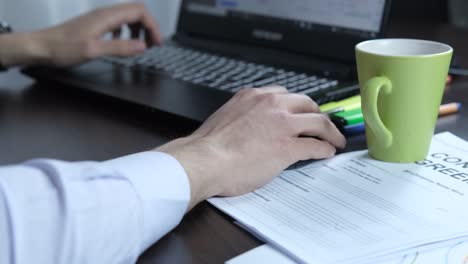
[343,123,365,135]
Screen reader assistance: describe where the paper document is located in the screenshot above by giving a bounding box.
[226,245,295,264]
[380,240,468,264]
[227,242,468,264]
[210,132,468,264]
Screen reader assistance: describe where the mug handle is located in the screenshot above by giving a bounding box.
[362,76,393,148]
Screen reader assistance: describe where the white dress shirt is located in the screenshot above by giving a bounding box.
[0,151,190,264]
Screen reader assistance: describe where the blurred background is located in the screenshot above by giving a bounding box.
[0,0,181,38]
[0,0,466,38]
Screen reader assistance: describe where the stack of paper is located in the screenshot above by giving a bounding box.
[210,132,468,264]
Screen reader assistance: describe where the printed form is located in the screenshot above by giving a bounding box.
[210,132,468,264]
[226,241,468,264]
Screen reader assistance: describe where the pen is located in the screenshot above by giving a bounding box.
[320,95,361,113]
[334,102,461,136]
[325,99,460,118]
[343,123,365,135]
[324,101,361,115]
[439,102,462,116]
[331,108,364,127]
[449,68,468,77]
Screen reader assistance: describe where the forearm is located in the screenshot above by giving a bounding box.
[0,31,49,67]
[0,152,190,263]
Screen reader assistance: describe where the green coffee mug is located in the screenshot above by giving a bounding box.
[356,39,453,163]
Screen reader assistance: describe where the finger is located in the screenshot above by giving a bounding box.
[255,85,289,94]
[292,137,337,161]
[232,86,287,100]
[281,93,320,113]
[96,3,162,45]
[290,113,346,148]
[96,39,147,57]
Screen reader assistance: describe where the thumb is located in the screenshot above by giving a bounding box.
[96,39,147,57]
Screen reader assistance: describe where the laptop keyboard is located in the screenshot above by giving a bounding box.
[103,45,355,103]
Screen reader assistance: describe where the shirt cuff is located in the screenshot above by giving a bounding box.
[103,151,190,251]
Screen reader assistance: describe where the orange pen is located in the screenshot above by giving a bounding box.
[439,102,462,117]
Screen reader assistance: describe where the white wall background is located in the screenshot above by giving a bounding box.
[0,0,181,38]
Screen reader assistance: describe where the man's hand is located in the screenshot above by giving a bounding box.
[0,3,161,67]
[157,87,346,210]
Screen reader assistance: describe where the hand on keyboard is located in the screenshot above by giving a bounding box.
[35,3,162,67]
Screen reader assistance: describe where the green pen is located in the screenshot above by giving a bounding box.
[331,108,364,127]
[320,95,361,113]
[325,101,361,115]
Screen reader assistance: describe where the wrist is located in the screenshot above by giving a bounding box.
[0,31,50,67]
[26,30,52,65]
[156,136,226,210]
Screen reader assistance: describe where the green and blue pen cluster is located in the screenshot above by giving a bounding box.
[321,95,462,136]
[320,95,364,136]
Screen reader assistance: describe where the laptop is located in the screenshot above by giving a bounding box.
[24,0,391,122]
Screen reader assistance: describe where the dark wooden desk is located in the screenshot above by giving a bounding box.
[1,23,468,264]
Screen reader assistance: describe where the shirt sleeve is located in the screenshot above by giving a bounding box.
[0,151,190,264]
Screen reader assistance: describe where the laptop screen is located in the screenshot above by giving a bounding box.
[178,0,391,62]
[185,0,386,38]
